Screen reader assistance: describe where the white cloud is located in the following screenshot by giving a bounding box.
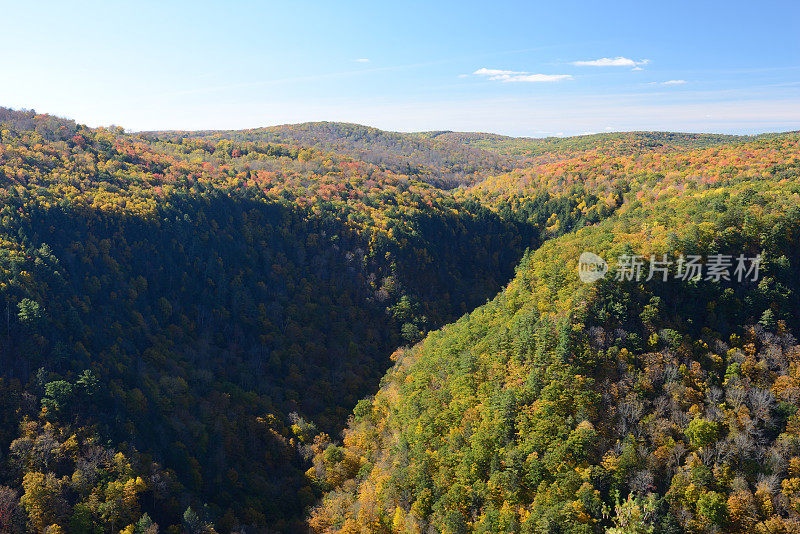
[502,74,572,83]
[648,80,688,86]
[473,68,572,83]
[573,57,650,68]
[473,68,525,76]
[354,58,370,63]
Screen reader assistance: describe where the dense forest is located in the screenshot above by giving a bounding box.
[147,123,511,188]
[309,132,800,533]
[0,107,798,533]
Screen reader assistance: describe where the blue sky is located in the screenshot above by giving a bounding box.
[1,0,799,136]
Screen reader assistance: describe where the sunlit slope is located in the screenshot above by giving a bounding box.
[309,138,800,533]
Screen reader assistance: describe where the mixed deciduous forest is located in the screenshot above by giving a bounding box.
[0,106,799,533]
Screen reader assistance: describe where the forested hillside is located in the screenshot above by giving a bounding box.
[444,131,750,158]
[309,134,800,533]
[1,107,798,533]
[150,123,511,188]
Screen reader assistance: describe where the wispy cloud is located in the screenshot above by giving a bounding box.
[474,68,525,76]
[573,57,650,68]
[505,74,572,82]
[473,68,572,83]
[145,51,583,100]
[648,79,688,86]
